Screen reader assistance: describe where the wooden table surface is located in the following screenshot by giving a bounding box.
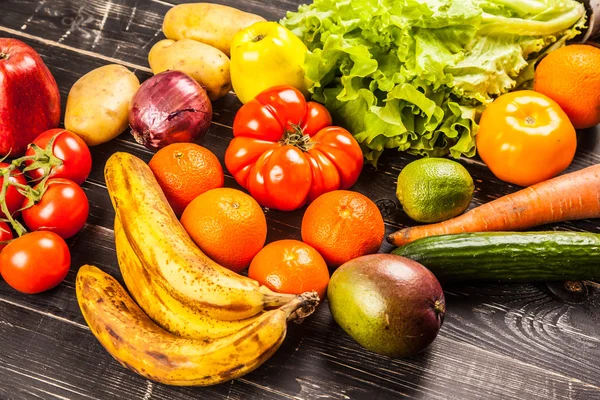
[2,1,600,399]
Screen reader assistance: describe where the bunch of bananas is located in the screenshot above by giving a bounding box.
[76,152,319,386]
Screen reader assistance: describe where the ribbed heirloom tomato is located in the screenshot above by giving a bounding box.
[225,86,363,211]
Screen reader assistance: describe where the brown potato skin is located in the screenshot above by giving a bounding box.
[148,39,231,101]
[65,64,139,146]
[163,3,265,57]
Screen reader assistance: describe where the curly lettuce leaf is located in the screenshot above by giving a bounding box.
[282,0,586,164]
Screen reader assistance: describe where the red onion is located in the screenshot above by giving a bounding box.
[129,71,212,150]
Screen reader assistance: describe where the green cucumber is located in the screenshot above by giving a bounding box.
[392,232,600,282]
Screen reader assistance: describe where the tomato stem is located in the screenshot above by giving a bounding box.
[0,171,27,237]
[0,52,8,61]
[0,132,65,236]
[280,124,314,151]
[21,135,63,179]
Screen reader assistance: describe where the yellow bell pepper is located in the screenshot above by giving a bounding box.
[230,22,309,104]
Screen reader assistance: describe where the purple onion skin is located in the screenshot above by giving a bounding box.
[129,70,212,150]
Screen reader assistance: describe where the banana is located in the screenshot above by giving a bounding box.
[104,152,295,320]
[114,217,267,339]
[76,265,318,386]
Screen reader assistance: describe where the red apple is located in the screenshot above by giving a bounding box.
[0,38,60,156]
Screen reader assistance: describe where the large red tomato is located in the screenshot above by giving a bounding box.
[0,231,70,294]
[25,128,92,185]
[0,162,27,218]
[22,178,89,239]
[225,86,363,211]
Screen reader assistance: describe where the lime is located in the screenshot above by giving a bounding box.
[396,158,474,223]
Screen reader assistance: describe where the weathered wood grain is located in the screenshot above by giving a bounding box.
[0,0,296,71]
[2,260,600,400]
[2,0,600,399]
[0,304,298,400]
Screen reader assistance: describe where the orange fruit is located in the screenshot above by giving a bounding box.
[248,239,330,300]
[534,44,600,129]
[149,143,224,216]
[301,190,385,268]
[181,188,267,273]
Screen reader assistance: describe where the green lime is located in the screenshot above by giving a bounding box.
[396,158,474,223]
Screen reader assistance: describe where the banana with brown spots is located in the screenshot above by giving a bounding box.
[76,265,319,386]
[114,217,267,340]
[104,152,295,321]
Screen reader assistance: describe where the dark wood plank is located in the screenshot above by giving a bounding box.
[2,266,600,400]
[0,305,296,400]
[5,219,600,395]
[0,0,296,72]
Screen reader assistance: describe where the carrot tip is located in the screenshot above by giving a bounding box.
[386,233,397,245]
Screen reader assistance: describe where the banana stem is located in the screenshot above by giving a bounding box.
[287,291,320,323]
[261,287,297,308]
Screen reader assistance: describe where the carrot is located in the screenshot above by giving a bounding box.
[388,164,600,247]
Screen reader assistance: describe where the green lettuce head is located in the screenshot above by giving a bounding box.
[282,0,587,164]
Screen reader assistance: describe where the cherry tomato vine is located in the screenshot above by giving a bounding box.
[0,133,72,240]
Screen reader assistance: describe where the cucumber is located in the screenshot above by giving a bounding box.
[392,231,600,282]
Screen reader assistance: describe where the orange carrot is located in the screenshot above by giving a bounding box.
[388,164,600,247]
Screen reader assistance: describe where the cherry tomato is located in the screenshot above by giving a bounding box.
[0,162,28,218]
[0,221,13,253]
[477,91,577,187]
[22,178,89,239]
[225,86,363,211]
[25,128,92,185]
[0,231,70,294]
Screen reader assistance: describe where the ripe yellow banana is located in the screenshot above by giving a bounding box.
[76,265,318,386]
[104,152,295,320]
[114,217,266,339]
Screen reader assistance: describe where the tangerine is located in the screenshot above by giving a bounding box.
[301,190,385,268]
[248,239,329,300]
[149,143,224,216]
[181,188,267,273]
[534,44,600,129]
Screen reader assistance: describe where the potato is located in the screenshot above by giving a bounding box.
[162,3,265,56]
[148,39,231,101]
[65,65,139,146]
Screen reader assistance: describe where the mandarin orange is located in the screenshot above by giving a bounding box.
[534,44,600,129]
[248,239,329,300]
[301,190,385,268]
[181,188,267,273]
[149,143,224,216]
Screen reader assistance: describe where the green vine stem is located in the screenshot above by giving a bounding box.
[0,133,64,239]
[0,167,27,237]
